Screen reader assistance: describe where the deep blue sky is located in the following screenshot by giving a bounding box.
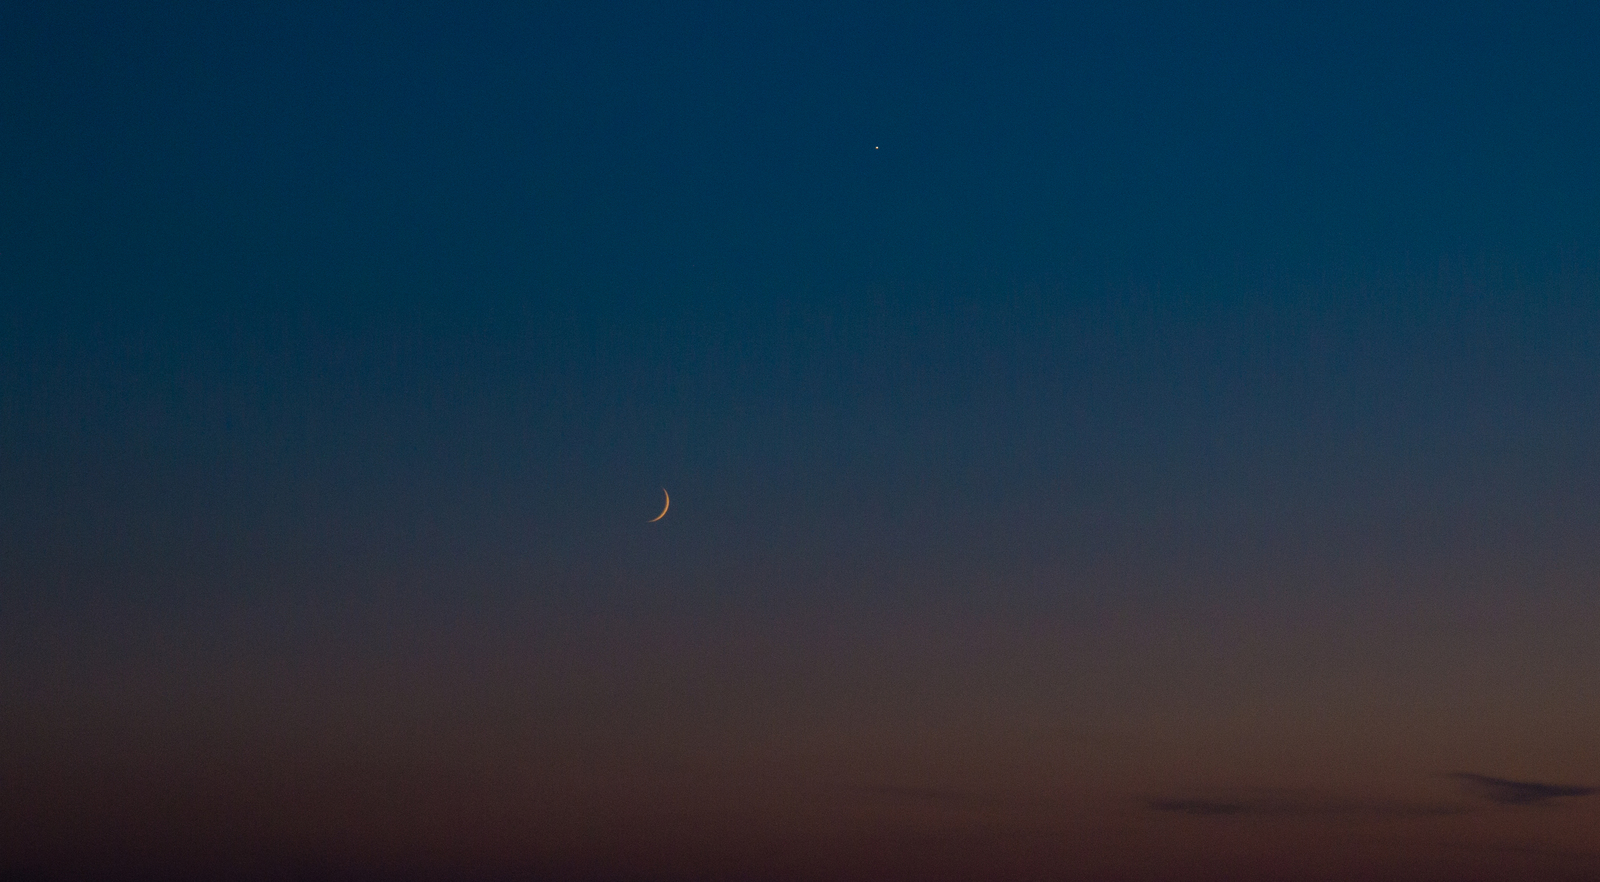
[5,4,1600,879]
[9,3,1600,290]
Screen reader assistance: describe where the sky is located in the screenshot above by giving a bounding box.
[3,3,1600,880]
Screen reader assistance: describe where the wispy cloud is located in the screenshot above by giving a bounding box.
[850,785,1013,812]
[1147,798,1253,816]
[862,785,987,805]
[1149,773,1600,820]
[1452,773,1596,806]
[1465,840,1600,861]
[1147,789,1463,819]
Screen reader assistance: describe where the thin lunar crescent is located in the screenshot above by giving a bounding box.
[648,488,669,522]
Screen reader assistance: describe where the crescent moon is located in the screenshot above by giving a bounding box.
[648,488,669,522]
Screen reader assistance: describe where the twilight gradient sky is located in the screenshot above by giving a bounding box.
[5,3,1600,880]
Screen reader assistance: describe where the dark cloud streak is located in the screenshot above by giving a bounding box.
[1151,772,1600,821]
[1148,789,1465,819]
[1453,773,1596,806]
[856,785,999,808]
